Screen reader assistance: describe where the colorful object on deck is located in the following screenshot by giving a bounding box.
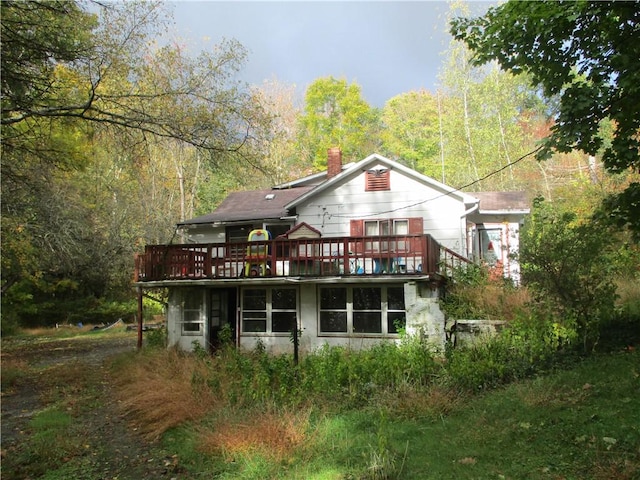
[244,229,270,276]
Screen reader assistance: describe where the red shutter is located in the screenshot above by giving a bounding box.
[350,219,365,255]
[408,217,424,256]
[350,219,364,236]
[408,217,423,234]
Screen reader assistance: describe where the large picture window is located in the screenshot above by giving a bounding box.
[319,285,405,336]
[241,287,297,334]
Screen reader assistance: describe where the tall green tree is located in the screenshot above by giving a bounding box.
[438,12,547,193]
[451,0,640,235]
[380,90,440,178]
[297,76,379,169]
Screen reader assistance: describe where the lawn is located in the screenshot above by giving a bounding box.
[154,349,639,479]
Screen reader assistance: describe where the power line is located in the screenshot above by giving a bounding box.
[331,145,543,219]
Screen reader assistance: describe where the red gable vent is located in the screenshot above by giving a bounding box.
[365,169,390,191]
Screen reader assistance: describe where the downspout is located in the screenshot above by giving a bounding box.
[460,202,479,258]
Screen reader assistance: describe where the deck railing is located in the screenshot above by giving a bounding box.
[134,234,470,282]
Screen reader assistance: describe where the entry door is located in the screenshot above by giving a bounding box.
[209,289,237,350]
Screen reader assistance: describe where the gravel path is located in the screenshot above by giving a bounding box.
[1,333,185,479]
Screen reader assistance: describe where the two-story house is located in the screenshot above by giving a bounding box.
[134,148,529,354]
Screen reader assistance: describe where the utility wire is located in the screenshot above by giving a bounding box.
[331,145,544,219]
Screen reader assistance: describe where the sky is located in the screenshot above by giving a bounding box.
[168,1,493,107]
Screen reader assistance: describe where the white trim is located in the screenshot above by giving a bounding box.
[285,154,478,210]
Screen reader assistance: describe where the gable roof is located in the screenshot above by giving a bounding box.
[178,155,530,227]
[178,187,314,226]
[285,153,478,209]
[468,191,530,213]
[280,222,322,238]
[273,162,357,189]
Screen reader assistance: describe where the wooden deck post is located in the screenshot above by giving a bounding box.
[137,286,143,349]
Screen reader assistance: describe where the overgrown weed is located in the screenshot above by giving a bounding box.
[442,264,531,321]
[375,383,465,421]
[198,407,313,462]
[113,348,218,440]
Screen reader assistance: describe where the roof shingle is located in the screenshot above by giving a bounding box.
[178,187,315,225]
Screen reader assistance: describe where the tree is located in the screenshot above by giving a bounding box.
[1,1,265,175]
[251,78,309,185]
[0,1,273,325]
[380,90,440,177]
[297,76,379,169]
[451,0,640,234]
[519,198,618,351]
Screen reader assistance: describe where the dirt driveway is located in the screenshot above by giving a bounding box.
[1,332,184,479]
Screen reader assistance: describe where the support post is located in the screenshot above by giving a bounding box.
[137,286,143,349]
[292,321,299,366]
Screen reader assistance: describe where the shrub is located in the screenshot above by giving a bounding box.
[445,313,576,391]
[146,326,167,349]
[519,198,619,352]
[442,263,531,321]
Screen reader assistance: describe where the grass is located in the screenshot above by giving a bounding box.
[110,344,639,479]
[0,327,136,480]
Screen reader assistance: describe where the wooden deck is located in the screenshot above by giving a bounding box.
[134,234,470,282]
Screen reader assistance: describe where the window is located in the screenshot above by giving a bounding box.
[241,287,297,334]
[476,227,503,267]
[365,169,390,191]
[226,224,254,258]
[364,219,409,236]
[320,287,347,332]
[226,224,254,243]
[181,290,203,335]
[319,285,405,335]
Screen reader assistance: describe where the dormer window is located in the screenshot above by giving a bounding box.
[365,169,390,191]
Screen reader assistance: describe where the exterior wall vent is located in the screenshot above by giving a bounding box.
[365,169,390,191]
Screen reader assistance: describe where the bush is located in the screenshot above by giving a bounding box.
[519,198,620,352]
[146,326,167,349]
[445,314,577,391]
[441,264,530,321]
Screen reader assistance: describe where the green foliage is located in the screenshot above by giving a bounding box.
[217,322,234,346]
[519,198,619,351]
[1,1,273,330]
[438,21,543,192]
[362,412,406,480]
[146,326,168,349]
[380,91,440,176]
[441,264,529,321]
[157,348,640,479]
[297,76,380,169]
[451,0,640,234]
[445,314,576,392]
[196,339,442,411]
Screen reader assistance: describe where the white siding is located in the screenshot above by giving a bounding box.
[294,166,468,254]
[167,289,207,351]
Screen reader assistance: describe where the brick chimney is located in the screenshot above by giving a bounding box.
[327,147,342,179]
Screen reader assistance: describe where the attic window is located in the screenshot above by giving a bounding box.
[265,194,275,200]
[365,169,390,192]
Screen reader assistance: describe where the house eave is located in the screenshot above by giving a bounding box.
[134,274,438,289]
[478,209,530,215]
[285,153,477,210]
